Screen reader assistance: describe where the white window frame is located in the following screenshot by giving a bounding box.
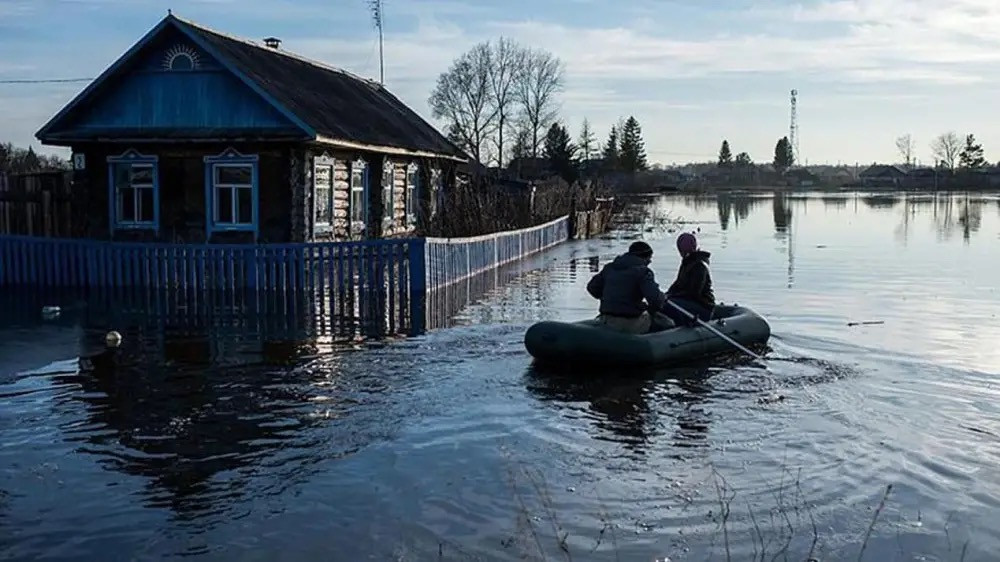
[313,155,335,233]
[350,158,367,235]
[430,168,444,219]
[382,160,394,230]
[405,162,418,227]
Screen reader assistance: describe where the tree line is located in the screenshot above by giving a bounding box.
[540,115,649,185]
[0,141,69,175]
[428,38,648,184]
[896,132,995,171]
[714,136,795,173]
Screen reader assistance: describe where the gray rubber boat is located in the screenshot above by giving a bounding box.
[523,304,771,367]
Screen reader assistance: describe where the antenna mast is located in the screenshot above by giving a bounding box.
[368,0,385,84]
[789,89,799,167]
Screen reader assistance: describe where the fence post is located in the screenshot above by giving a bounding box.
[408,237,426,336]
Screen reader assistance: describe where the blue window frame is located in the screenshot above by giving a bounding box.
[313,154,335,234]
[106,149,159,233]
[350,158,368,236]
[405,162,419,227]
[203,148,259,239]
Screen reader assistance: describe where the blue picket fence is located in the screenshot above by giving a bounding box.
[0,215,571,337]
[424,215,569,291]
[0,235,426,336]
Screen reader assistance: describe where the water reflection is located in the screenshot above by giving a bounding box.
[61,340,357,522]
[523,363,715,461]
[772,192,792,233]
[861,194,902,209]
[714,192,767,231]
[683,190,997,246]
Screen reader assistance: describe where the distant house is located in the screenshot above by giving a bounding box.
[904,167,939,189]
[859,165,906,188]
[35,13,467,244]
[783,167,821,187]
[811,166,855,187]
[507,157,553,181]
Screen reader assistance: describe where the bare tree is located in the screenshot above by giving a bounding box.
[486,37,525,168]
[930,132,961,169]
[428,43,498,164]
[895,134,914,168]
[516,48,565,158]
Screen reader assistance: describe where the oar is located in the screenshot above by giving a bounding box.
[665,299,768,367]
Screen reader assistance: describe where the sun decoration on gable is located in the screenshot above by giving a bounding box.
[162,44,201,71]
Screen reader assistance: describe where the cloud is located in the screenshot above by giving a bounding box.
[6,0,1000,162]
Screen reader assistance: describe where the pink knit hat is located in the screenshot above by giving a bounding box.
[676,232,697,254]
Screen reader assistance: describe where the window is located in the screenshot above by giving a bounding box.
[350,159,367,234]
[382,160,394,229]
[429,168,443,219]
[405,163,419,226]
[313,157,334,232]
[204,148,258,237]
[106,149,158,232]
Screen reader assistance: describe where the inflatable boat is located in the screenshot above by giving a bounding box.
[523,304,771,368]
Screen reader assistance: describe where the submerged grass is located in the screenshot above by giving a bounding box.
[484,448,963,562]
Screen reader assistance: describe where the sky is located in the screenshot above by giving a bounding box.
[1,0,998,167]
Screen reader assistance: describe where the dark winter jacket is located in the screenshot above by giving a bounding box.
[666,250,715,309]
[586,253,665,318]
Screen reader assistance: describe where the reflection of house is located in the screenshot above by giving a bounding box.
[859,164,906,187]
[35,13,467,244]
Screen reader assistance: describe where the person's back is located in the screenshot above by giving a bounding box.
[586,241,665,334]
[663,232,716,325]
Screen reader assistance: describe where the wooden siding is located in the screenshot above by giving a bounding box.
[70,143,293,243]
[62,29,295,135]
[331,158,351,239]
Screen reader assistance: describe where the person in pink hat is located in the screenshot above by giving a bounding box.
[661,231,715,326]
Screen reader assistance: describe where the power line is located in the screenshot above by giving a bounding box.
[0,78,93,84]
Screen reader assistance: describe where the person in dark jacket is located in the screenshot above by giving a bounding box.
[662,232,715,326]
[586,241,666,334]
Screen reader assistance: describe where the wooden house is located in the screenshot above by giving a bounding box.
[35,13,468,244]
[858,164,906,188]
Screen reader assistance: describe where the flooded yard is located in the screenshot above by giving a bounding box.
[2,190,999,561]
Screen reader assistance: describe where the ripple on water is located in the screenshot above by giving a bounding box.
[3,192,1000,560]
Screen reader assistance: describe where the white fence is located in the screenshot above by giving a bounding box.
[424,215,570,291]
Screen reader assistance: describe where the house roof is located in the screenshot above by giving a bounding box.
[36,14,467,162]
[860,164,906,177]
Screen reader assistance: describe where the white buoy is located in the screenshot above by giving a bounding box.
[105,331,122,348]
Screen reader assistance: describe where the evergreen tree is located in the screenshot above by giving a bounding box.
[773,136,793,173]
[577,118,597,162]
[509,127,532,162]
[958,133,986,170]
[543,122,578,185]
[618,116,648,173]
[602,126,619,171]
[735,152,752,167]
[718,140,733,168]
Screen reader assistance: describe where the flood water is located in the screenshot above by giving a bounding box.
[2,190,999,561]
